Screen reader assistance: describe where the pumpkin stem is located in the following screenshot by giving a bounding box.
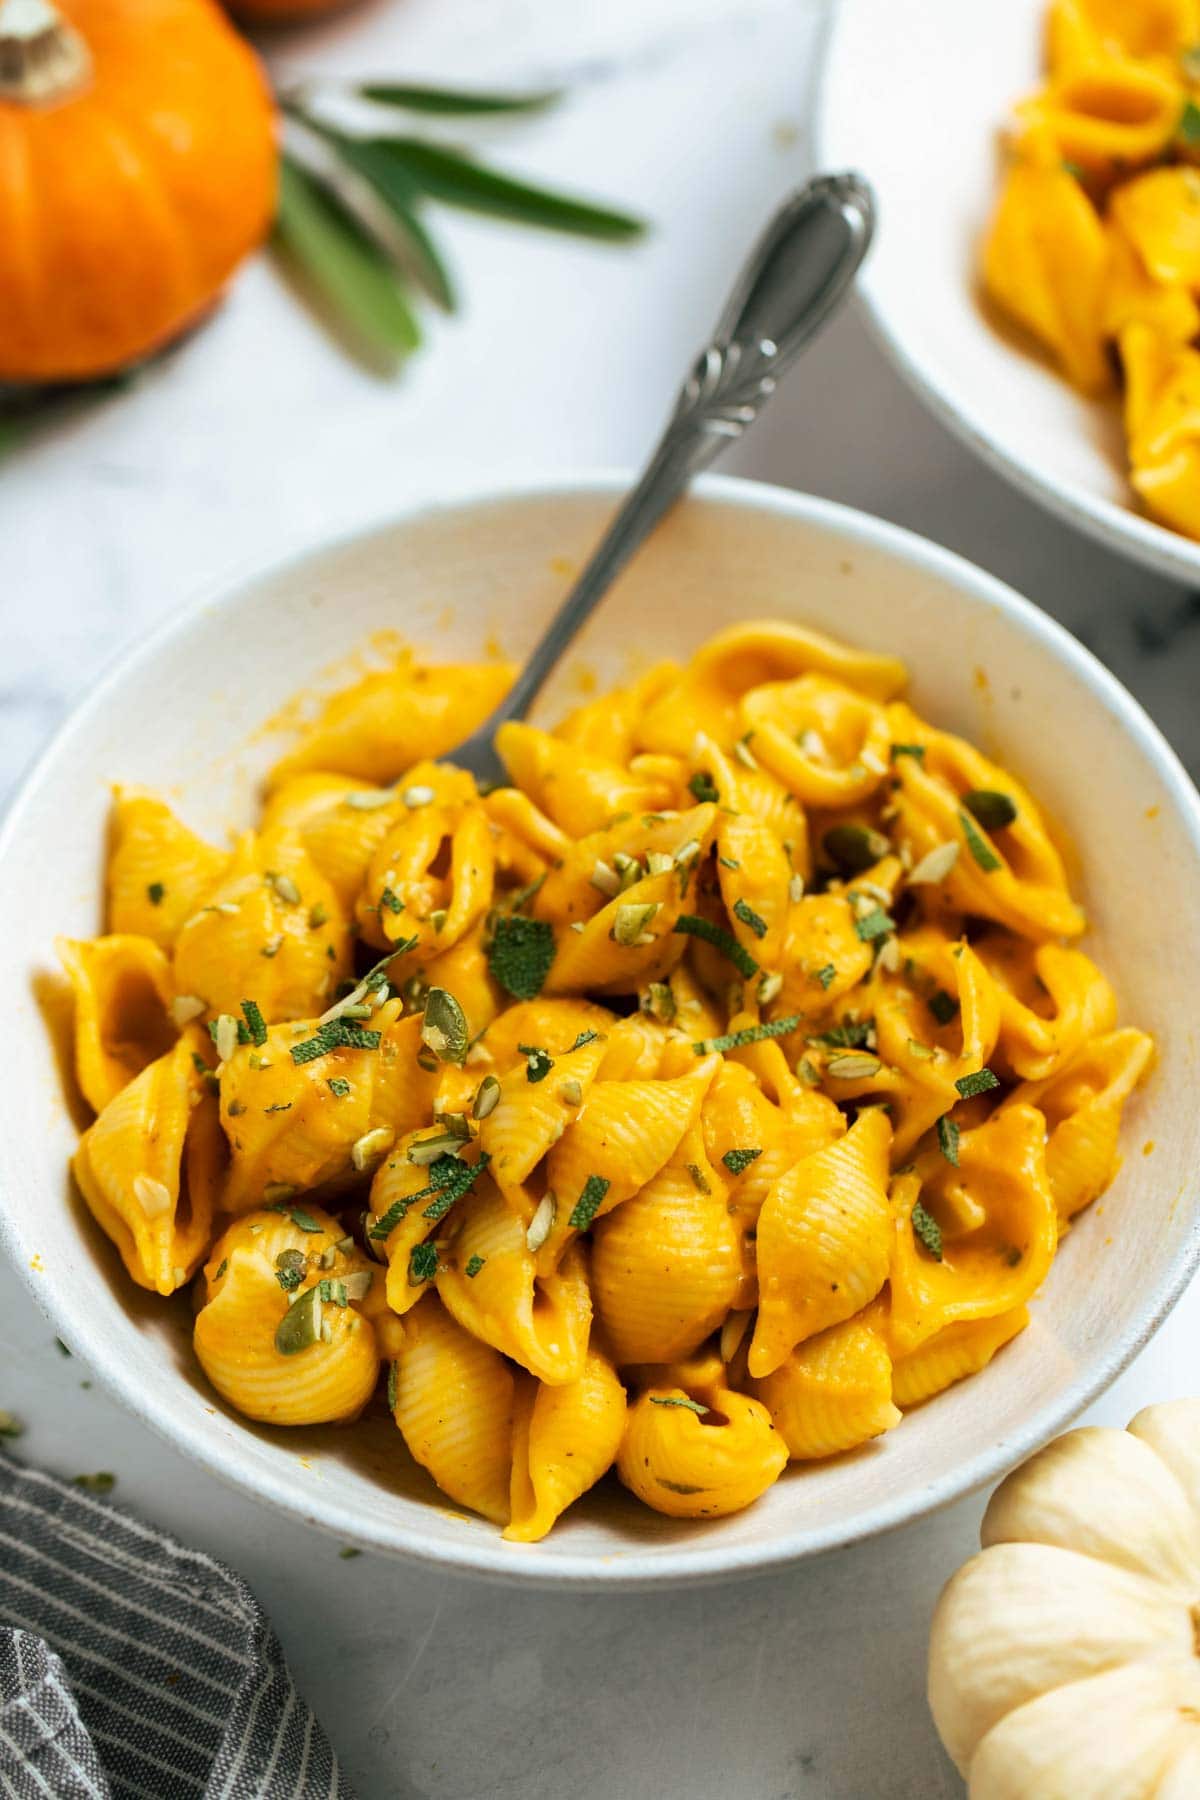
[0,0,90,105]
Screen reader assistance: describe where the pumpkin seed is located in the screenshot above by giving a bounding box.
[421,987,469,1065]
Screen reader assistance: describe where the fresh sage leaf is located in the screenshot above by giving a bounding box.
[358,82,562,116]
[354,137,646,241]
[274,155,421,368]
[322,134,457,312]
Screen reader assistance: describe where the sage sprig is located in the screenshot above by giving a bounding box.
[274,81,646,370]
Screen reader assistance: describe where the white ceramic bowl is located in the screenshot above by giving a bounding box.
[3,474,1198,1587]
[817,0,1200,587]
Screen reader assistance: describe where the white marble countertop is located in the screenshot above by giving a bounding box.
[3,2,1200,1795]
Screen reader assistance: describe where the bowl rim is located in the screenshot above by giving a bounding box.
[4,468,1200,1589]
[812,0,1200,590]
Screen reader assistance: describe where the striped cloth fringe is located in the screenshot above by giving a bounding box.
[0,1455,354,1800]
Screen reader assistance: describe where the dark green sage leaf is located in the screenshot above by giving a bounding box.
[353,137,645,241]
[274,155,421,368]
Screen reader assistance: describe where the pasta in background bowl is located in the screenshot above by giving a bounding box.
[1,474,1198,1582]
[818,0,1200,585]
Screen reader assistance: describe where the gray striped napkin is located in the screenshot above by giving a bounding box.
[0,1454,355,1800]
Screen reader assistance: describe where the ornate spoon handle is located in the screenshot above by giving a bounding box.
[451,172,876,785]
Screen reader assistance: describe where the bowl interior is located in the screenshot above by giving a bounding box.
[3,478,1198,1584]
[817,0,1200,587]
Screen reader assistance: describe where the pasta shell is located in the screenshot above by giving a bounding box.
[889,1104,1057,1356]
[356,789,493,961]
[591,1129,741,1364]
[194,1205,380,1426]
[436,1182,591,1385]
[389,1295,514,1525]
[740,674,892,808]
[749,1106,893,1377]
[617,1386,787,1518]
[269,656,515,787]
[890,1307,1030,1408]
[537,1055,720,1270]
[1009,1028,1153,1221]
[57,933,175,1114]
[496,721,676,837]
[107,788,227,950]
[220,1003,439,1213]
[753,1317,901,1460]
[505,1349,626,1542]
[635,620,904,757]
[72,1028,217,1295]
[174,828,349,1023]
[477,1030,609,1218]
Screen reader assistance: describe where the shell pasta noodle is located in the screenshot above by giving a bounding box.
[54,623,1152,1540]
[981,0,1200,539]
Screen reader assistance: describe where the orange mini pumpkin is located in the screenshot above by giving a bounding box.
[0,0,278,383]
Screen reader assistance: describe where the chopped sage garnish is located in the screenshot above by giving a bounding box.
[369,1152,490,1240]
[487,913,555,1001]
[519,1044,553,1083]
[693,1015,799,1055]
[955,1067,1000,1099]
[568,1174,610,1231]
[290,1019,382,1064]
[912,1201,943,1260]
[732,897,768,939]
[240,999,268,1047]
[929,989,958,1026]
[960,811,1002,873]
[853,906,894,943]
[808,1019,873,1050]
[269,1202,324,1234]
[936,1115,960,1166]
[73,1472,116,1494]
[675,914,759,979]
[409,1242,439,1286]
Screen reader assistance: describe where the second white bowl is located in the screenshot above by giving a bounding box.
[817,0,1200,586]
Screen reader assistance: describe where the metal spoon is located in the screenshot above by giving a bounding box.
[450,171,876,787]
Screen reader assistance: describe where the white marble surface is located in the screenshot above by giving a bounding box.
[3,2,1200,1796]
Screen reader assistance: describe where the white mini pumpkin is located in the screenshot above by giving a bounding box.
[929,1399,1200,1797]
